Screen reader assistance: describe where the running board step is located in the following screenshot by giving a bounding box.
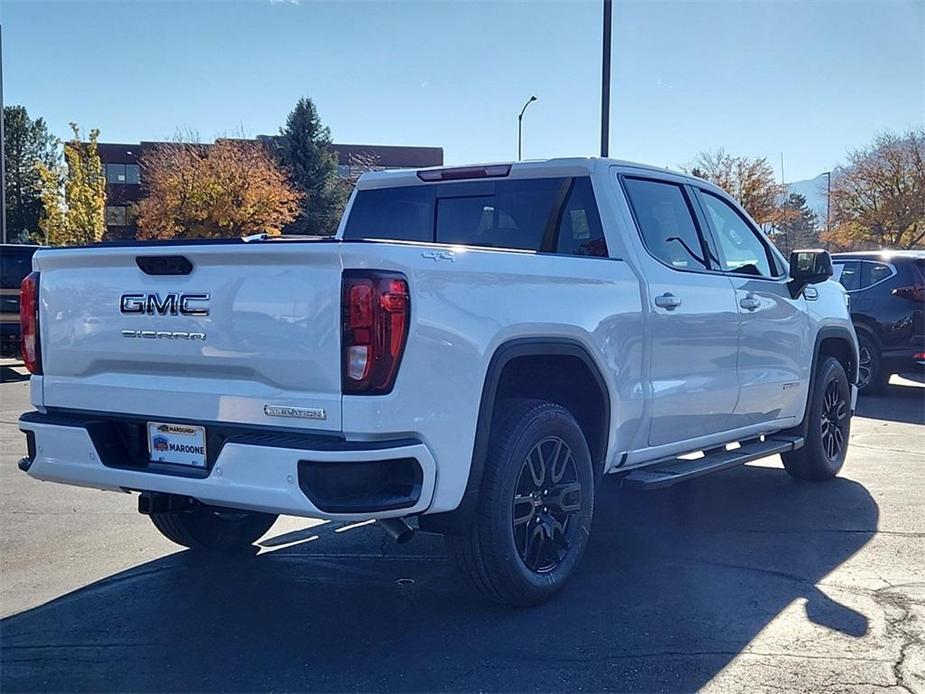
[621,435,804,490]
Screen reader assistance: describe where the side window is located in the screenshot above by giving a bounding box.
[834,261,861,291]
[698,191,775,278]
[555,178,608,257]
[623,178,709,270]
[861,261,893,288]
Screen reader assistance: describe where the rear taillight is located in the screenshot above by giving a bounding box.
[892,283,925,302]
[342,271,410,394]
[20,271,41,374]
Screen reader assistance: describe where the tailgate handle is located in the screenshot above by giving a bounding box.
[136,256,193,276]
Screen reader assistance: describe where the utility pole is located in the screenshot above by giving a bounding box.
[600,0,612,157]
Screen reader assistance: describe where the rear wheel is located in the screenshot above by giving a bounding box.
[150,502,278,553]
[857,332,888,395]
[782,356,851,481]
[445,400,595,606]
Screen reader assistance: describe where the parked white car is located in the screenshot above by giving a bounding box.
[18,158,857,605]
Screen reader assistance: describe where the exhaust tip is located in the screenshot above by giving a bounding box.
[376,517,415,544]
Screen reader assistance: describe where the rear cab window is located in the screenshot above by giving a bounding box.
[343,177,608,258]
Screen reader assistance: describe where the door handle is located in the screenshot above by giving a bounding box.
[739,296,761,311]
[654,293,682,310]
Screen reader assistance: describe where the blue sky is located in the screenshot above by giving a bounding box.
[2,0,923,182]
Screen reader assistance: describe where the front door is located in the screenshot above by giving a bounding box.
[694,188,810,427]
[620,175,741,447]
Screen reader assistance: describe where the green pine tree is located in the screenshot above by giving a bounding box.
[774,193,819,254]
[3,106,57,243]
[276,97,344,236]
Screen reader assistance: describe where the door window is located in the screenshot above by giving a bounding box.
[699,191,775,278]
[834,261,861,291]
[623,178,709,270]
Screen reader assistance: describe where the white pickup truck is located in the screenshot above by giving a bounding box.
[19,158,858,605]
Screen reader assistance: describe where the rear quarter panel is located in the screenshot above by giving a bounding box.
[338,242,643,513]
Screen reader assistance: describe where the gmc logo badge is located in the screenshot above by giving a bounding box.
[120,292,210,316]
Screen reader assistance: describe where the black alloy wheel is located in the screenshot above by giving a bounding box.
[857,343,874,390]
[820,379,849,462]
[444,399,595,605]
[513,436,583,574]
[781,356,851,481]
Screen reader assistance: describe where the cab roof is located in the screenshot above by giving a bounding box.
[356,157,708,190]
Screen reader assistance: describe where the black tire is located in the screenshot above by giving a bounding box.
[445,400,595,606]
[150,502,278,553]
[782,356,851,481]
[856,331,888,395]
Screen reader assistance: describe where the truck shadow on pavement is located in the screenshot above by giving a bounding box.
[1,465,877,693]
[0,364,29,383]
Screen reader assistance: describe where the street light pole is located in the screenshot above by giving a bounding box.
[825,170,832,232]
[600,0,612,157]
[517,95,537,161]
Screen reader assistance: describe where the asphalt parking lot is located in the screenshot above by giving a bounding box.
[0,361,923,693]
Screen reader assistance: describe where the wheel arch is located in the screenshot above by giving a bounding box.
[786,325,858,443]
[420,337,611,534]
[851,317,882,348]
[816,326,859,386]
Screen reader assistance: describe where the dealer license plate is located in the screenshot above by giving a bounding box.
[147,421,207,467]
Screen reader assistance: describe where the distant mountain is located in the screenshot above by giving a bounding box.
[787,173,831,226]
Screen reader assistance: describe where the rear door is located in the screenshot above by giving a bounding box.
[35,241,345,431]
[693,188,810,426]
[619,175,740,447]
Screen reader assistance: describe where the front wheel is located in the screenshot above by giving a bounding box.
[150,501,278,554]
[445,400,595,606]
[782,356,851,481]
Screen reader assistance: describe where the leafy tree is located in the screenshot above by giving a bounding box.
[275,97,344,236]
[37,123,107,246]
[136,137,301,239]
[822,128,925,250]
[686,149,788,227]
[771,193,819,254]
[3,106,57,242]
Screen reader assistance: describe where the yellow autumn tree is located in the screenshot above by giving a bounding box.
[822,129,925,250]
[36,123,107,246]
[686,149,790,228]
[136,138,302,240]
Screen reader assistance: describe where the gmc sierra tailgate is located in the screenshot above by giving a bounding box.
[33,241,344,431]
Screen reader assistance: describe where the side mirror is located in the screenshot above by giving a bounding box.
[788,249,833,299]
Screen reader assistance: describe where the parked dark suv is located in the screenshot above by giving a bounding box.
[832,250,925,394]
[1,244,40,358]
